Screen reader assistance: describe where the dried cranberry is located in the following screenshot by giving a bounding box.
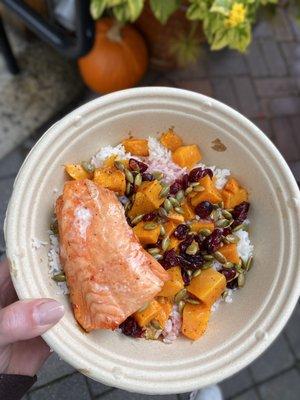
[232,202,250,227]
[227,278,238,289]
[141,172,153,181]
[189,168,213,182]
[181,174,189,190]
[178,253,204,271]
[161,249,179,269]
[173,224,190,240]
[178,234,194,254]
[195,201,213,219]
[119,316,143,338]
[129,158,148,173]
[181,269,191,285]
[170,180,182,194]
[222,227,232,236]
[220,268,236,282]
[202,228,223,253]
[142,211,157,221]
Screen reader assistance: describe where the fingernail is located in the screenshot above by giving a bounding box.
[34,300,64,326]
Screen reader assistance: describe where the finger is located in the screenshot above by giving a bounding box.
[0,258,17,308]
[0,299,64,347]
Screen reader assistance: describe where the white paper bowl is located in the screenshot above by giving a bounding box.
[5,87,300,395]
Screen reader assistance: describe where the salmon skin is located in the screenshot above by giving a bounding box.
[56,179,169,332]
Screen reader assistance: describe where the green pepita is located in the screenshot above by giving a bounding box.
[175,190,184,203]
[238,273,245,287]
[235,264,244,273]
[245,256,253,271]
[151,320,162,330]
[114,160,125,172]
[124,169,134,183]
[159,224,166,236]
[163,198,173,212]
[216,219,231,228]
[186,240,199,255]
[232,223,245,232]
[222,209,232,220]
[218,201,224,209]
[52,273,66,282]
[174,206,184,215]
[126,182,132,195]
[186,298,201,305]
[202,261,213,270]
[199,228,212,237]
[174,288,187,304]
[158,207,168,218]
[154,254,163,261]
[152,171,164,181]
[131,214,144,225]
[168,197,178,207]
[222,290,229,300]
[192,269,202,278]
[124,201,131,212]
[213,251,227,264]
[81,161,95,173]
[148,247,160,256]
[212,209,222,221]
[225,234,240,243]
[144,222,158,230]
[203,254,214,261]
[185,186,193,195]
[178,300,185,314]
[134,173,142,186]
[159,185,170,198]
[193,185,205,192]
[223,261,234,269]
[162,237,170,252]
[50,221,59,234]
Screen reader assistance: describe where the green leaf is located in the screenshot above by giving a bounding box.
[113,0,144,22]
[149,0,181,24]
[90,0,108,19]
[210,0,231,16]
[186,0,208,20]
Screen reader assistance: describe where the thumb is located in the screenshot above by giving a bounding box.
[0,299,64,347]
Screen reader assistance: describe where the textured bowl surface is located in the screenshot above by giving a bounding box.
[5,87,300,394]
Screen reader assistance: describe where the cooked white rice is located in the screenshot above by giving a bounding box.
[91,144,133,168]
[235,230,253,262]
[196,162,230,189]
[162,305,182,343]
[31,237,48,249]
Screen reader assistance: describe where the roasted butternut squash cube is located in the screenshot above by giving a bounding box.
[190,175,222,206]
[168,237,180,251]
[160,129,183,151]
[65,164,91,180]
[94,167,126,195]
[172,144,202,169]
[122,138,149,156]
[154,297,173,328]
[218,243,240,264]
[128,180,164,218]
[102,155,117,168]
[167,212,185,223]
[182,201,196,221]
[158,266,184,297]
[133,222,160,245]
[164,220,178,237]
[187,268,226,306]
[134,300,161,327]
[190,220,215,233]
[182,303,211,340]
[221,178,248,209]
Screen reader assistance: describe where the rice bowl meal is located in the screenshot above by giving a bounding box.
[49,129,253,343]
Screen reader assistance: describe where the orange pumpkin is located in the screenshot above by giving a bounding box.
[78,18,148,94]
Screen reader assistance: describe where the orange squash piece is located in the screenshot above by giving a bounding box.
[160,129,183,151]
[128,180,164,218]
[168,212,185,224]
[168,237,180,251]
[122,137,149,156]
[182,303,211,340]
[190,175,222,206]
[94,166,126,195]
[65,164,91,180]
[187,268,226,306]
[134,300,161,327]
[221,178,248,209]
[133,222,160,245]
[164,220,178,237]
[154,297,173,328]
[190,220,215,233]
[172,145,202,169]
[158,266,184,297]
[218,243,240,264]
[181,201,196,221]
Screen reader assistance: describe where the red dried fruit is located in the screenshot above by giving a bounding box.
[142,211,157,221]
[174,224,190,240]
[181,269,191,285]
[189,168,213,182]
[141,172,153,181]
[232,202,250,227]
[222,227,232,236]
[179,235,194,254]
[202,228,223,253]
[170,180,182,195]
[195,201,213,219]
[227,278,238,289]
[119,316,143,338]
[178,253,204,271]
[161,249,179,269]
[129,158,148,173]
[220,268,236,282]
[181,174,189,190]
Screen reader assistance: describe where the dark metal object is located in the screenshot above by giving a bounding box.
[0,0,94,59]
[0,16,20,74]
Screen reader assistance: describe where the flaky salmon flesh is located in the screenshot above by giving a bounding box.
[55,179,169,332]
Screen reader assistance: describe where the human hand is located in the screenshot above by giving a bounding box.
[0,257,64,376]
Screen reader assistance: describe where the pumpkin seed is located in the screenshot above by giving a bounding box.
[114,160,125,172]
[163,198,173,212]
[174,206,184,215]
[222,290,229,300]
[138,302,149,312]
[222,209,232,219]
[225,234,240,243]
[223,261,234,269]
[178,300,185,314]
[216,218,231,228]
[124,201,131,212]
[199,228,212,237]
[124,169,134,183]
[125,182,132,195]
[186,298,200,305]
[212,203,220,210]
[162,237,170,252]
[187,269,193,277]
[169,197,180,207]
[218,201,224,209]
[81,161,95,173]
[235,264,244,273]
[159,224,166,236]
[212,209,222,221]
[154,254,163,261]
[134,173,142,186]
[185,187,193,196]
[189,182,198,187]
[174,288,187,304]
[131,214,144,225]
[152,171,164,181]
[148,247,160,256]
[202,261,213,270]
[203,254,214,261]
[213,251,227,264]
[52,273,66,282]
[192,269,202,278]
[175,190,184,203]
[50,221,58,234]
[144,222,158,230]
[151,320,162,330]
[186,240,199,255]
[238,273,245,287]
[245,256,253,271]
[158,207,168,218]
[193,185,205,192]
[159,185,170,198]
[232,223,245,232]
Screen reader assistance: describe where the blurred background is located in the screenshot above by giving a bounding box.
[0,1,299,399]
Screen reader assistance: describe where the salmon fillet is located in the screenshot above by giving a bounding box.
[56,179,169,332]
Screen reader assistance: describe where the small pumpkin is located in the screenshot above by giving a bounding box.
[78,18,148,93]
